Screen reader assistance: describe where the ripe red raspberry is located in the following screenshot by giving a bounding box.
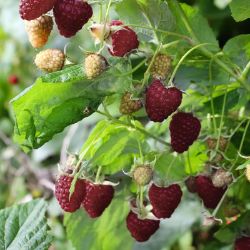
[8,75,19,85]
[108,20,139,57]
[235,236,250,250]
[126,211,160,242]
[170,112,201,153]
[19,0,56,21]
[148,183,182,219]
[82,181,114,218]
[145,80,182,122]
[55,175,86,213]
[195,175,226,209]
[53,0,93,38]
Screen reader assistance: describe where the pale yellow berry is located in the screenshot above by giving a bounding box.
[212,169,233,188]
[84,54,107,79]
[35,49,65,73]
[246,165,250,182]
[25,15,53,48]
[133,165,153,186]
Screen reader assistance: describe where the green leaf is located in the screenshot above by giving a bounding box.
[168,2,219,48]
[64,193,133,250]
[116,0,175,40]
[80,119,146,173]
[11,62,131,151]
[223,34,250,70]
[230,0,250,22]
[0,199,52,250]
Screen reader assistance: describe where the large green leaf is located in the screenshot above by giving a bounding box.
[230,0,250,22]
[223,34,250,70]
[168,2,219,48]
[64,193,133,250]
[11,62,131,152]
[115,0,175,41]
[0,199,52,250]
[80,119,147,173]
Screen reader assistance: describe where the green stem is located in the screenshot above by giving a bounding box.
[187,150,193,174]
[240,60,250,81]
[231,119,250,170]
[142,44,162,87]
[118,58,147,77]
[168,43,215,85]
[137,139,144,164]
[139,186,144,213]
[100,0,112,47]
[215,86,228,152]
[127,24,192,42]
[95,166,102,183]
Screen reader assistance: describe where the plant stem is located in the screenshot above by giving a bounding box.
[141,44,162,87]
[187,150,193,174]
[215,86,228,152]
[208,57,217,133]
[127,24,192,42]
[95,166,102,183]
[231,119,250,170]
[168,43,215,85]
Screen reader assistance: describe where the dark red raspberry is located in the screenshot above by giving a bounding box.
[126,211,160,242]
[82,181,114,218]
[53,0,93,38]
[148,183,182,219]
[185,176,197,193]
[145,80,182,122]
[108,20,139,57]
[235,236,250,250]
[55,175,86,213]
[195,175,226,209]
[169,112,201,153]
[19,0,56,20]
[8,75,19,85]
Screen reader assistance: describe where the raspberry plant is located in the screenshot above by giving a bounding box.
[1,0,250,249]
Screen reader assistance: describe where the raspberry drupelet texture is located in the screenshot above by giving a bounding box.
[34,49,65,73]
[53,0,93,38]
[169,112,201,153]
[145,79,182,122]
[126,211,160,242]
[55,175,86,213]
[150,54,172,80]
[19,0,56,20]
[25,15,53,48]
[149,183,182,219]
[120,92,143,115]
[84,54,107,79]
[108,20,139,57]
[82,181,115,218]
[195,175,226,209]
